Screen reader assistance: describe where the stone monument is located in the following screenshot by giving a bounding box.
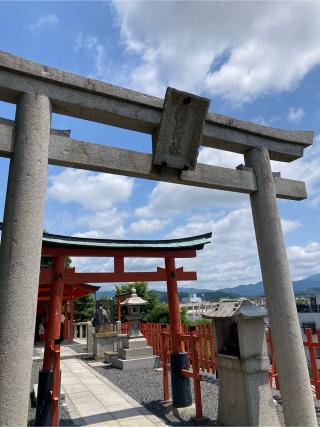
[204,299,280,426]
[111,288,157,370]
[92,304,117,359]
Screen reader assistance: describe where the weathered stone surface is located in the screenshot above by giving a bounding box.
[152,87,209,170]
[0,50,313,161]
[121,337,148,349]
[93,332,117,358]
[245,147,317,426]
[217,359,279,426]
[110,355,157,370]
[0,119,308,200]
[118,346,154,360]
[0,93,51,426]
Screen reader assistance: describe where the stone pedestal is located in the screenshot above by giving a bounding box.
[204,299,280,426]
[111,336,156,370]
[87,324,94,352]
[93,332,117,359]
[217,354,279,426]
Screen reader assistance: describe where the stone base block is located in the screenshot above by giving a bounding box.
[165,402,208,423]
[217,365,280,426]
[122,337,148,349]
[104,351,118,363]
[111,355,157,370]
[118,346,153,359]
[96,324,115,333]
[93,333,117,358]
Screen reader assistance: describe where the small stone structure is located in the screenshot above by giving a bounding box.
[93,323,117,359]
[111,289,156,370]
[204,299,280,426]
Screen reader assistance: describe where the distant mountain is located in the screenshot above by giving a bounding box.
[96,290,114,299]
[217,273,320,297]
[95,273,320,300]
[96,288,238,302]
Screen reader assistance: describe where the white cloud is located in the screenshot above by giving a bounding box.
[287,242,320,279]
[47,169,133,211]
[75,33,110,80]
[112,1,320,103]
[75,209,127,239]
[29,14,58,32]
[134,148,247,218]
[161,208,314,290]
[130,218,171,235]
[287,107,305,122]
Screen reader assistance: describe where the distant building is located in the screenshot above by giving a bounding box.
[180,293,217,320]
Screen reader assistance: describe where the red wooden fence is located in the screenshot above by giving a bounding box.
[121,322,320,403]
[121,321,215,373]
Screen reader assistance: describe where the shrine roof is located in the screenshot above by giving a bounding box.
[40,230,212,251]
[38,282,100,301]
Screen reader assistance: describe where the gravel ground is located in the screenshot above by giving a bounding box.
[93,364,286,426]
[28,360,75,426]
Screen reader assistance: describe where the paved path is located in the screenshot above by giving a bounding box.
[61,358,166,427]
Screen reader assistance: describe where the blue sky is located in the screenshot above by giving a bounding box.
[0,1,320,290]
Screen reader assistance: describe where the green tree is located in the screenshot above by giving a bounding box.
[145,303,169,323]
[115,282,148,299]
[74,294,95,321]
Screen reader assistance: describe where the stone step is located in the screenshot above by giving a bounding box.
[122,337,148,349]
[118,346,153,360]
[111,355,157,370]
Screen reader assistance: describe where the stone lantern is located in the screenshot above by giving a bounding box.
[204,299,280,426]
[111,288,157,370]
[121,288,147,338]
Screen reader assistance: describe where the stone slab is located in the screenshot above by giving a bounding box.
[104,351,118,363]
[122,337,148,349]
[93,333,117,358]
[60,358,166,426]
[111,356,157,370]
[118,346,153,360]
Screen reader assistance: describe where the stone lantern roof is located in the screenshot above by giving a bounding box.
[120,288,148,307]
[202,298,267,319]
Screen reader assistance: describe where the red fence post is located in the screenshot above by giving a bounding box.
[188,326,203,419]
[161,324,170,401]
[305,328,320,399]
[208,324,216,373]
[267,328,280,391]
[51,343,61,427]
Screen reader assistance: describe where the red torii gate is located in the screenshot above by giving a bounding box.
[36,230,211,426]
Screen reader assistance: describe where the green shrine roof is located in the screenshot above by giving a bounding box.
[0,222,212,251]
[41,231,212,251]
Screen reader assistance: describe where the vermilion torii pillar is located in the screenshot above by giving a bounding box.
[245,147,317,426]
[0,93,51,427]
[37,256,65,427]
[165,257,192,408]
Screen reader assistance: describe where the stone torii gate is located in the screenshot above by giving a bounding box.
[0,51,316,426]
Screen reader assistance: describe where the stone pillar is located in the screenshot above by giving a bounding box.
[0,93,51,426]
[245,147,317,426]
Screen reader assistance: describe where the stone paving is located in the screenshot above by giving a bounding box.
[32,343,165,426]
[61,358,166,427]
